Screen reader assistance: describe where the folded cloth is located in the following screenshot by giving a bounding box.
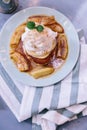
[0,30,87,130]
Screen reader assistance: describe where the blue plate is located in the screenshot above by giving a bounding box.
[0,7,80,87]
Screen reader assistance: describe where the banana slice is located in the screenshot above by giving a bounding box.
[30,67,54,79]
[10,24,26,51]
[10,52,30,72]
[57,34,68,60]
[47,23,64,33]
[27,15,56,25]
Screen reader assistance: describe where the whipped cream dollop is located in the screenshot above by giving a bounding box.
[21,25,58,58]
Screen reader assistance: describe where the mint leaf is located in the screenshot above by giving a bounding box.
[27,21,35,29]
[36,25,44,32]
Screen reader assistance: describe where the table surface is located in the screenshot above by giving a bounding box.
[0,0,87,130]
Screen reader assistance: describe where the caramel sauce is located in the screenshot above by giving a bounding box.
[15,40,32,70]
[15,39,66,74]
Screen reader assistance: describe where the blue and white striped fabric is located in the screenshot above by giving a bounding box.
[0,30,87,130]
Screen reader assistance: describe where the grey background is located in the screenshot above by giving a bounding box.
[0,0,87,130]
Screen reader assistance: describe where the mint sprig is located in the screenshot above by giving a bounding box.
[27,21,44,32]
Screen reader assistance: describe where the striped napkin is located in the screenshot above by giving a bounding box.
[0,30,87,130]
